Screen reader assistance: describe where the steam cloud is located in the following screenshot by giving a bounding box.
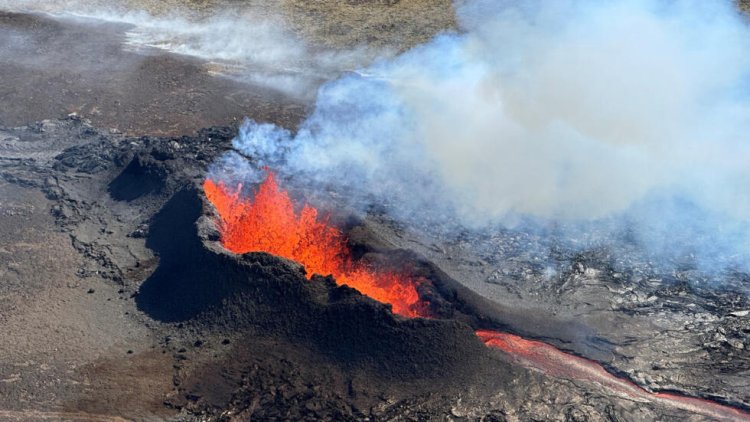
[0,0,381,98]
[108,13,379,98]
[5,0,750,276]
[215,0,750,277]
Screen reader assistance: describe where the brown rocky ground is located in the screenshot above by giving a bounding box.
[279,0,456,50]
[1,2,750,422]
[0,126,173,421]
[0,4,459,420]
[2,116,730,421]
[0,11,305,136]
[0,0,454,136]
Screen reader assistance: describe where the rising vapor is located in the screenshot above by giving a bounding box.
[0,0,382,98]
[217,0,750,276]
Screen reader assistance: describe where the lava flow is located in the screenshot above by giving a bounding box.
[477,330,750,421]
[204,171,749,421]
[203,172,424,317]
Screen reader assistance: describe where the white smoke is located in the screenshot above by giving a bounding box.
[0,0,382,98]
[107,12,380,98]
[218,0,750,274]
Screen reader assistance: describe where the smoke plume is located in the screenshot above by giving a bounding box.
[216,0,750,277]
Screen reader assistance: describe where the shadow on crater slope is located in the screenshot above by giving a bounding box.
[135,187,488,379]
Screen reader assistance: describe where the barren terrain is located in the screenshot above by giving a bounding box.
[1,2,749,422]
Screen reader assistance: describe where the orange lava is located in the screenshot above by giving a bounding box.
[477,329,750,421]
[203,171,748,420]
[203,172,424,317]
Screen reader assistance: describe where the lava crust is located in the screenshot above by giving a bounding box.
[1,117,748,421]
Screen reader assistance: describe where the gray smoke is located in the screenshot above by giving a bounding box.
[215,0,750,277]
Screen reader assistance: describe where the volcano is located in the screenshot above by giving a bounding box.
[203,172,425,318]
[200,169,750,421]
[2,2,750,421]
[0,114,748,421]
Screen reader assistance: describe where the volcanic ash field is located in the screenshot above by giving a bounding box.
[1,1,750,421]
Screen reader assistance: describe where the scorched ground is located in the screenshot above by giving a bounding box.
[1,116,748,420]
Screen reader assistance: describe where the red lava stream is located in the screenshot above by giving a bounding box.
[477,330,750,421]
[204,171,750,421]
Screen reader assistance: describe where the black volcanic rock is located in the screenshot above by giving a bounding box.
[108,152,169,201]
[138,186,487,379]
[2,117,746,421]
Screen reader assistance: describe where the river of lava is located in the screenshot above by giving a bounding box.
[203,172,424,318]
[477,330,750,421]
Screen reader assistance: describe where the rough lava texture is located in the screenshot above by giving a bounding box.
[359,214,750,409]
[1,116,748,421]
[2,2,749,421]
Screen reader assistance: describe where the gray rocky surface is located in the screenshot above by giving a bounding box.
[1,117,746,421]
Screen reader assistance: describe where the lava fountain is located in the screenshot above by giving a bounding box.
[204,171,750,421]
[203,171,425,318]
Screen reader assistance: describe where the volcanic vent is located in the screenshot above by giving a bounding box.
[135,171,489,384]
[7,115,747,420]
[5,0,750,420]
[203,172,426,318]
[197,168,750,421]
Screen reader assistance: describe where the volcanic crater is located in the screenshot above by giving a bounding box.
[2,3,750,422]
[0,115,746,420]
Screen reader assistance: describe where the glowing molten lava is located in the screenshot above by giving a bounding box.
[477,330,750,421]
[203,172,424,317]
[203,172,749,420]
